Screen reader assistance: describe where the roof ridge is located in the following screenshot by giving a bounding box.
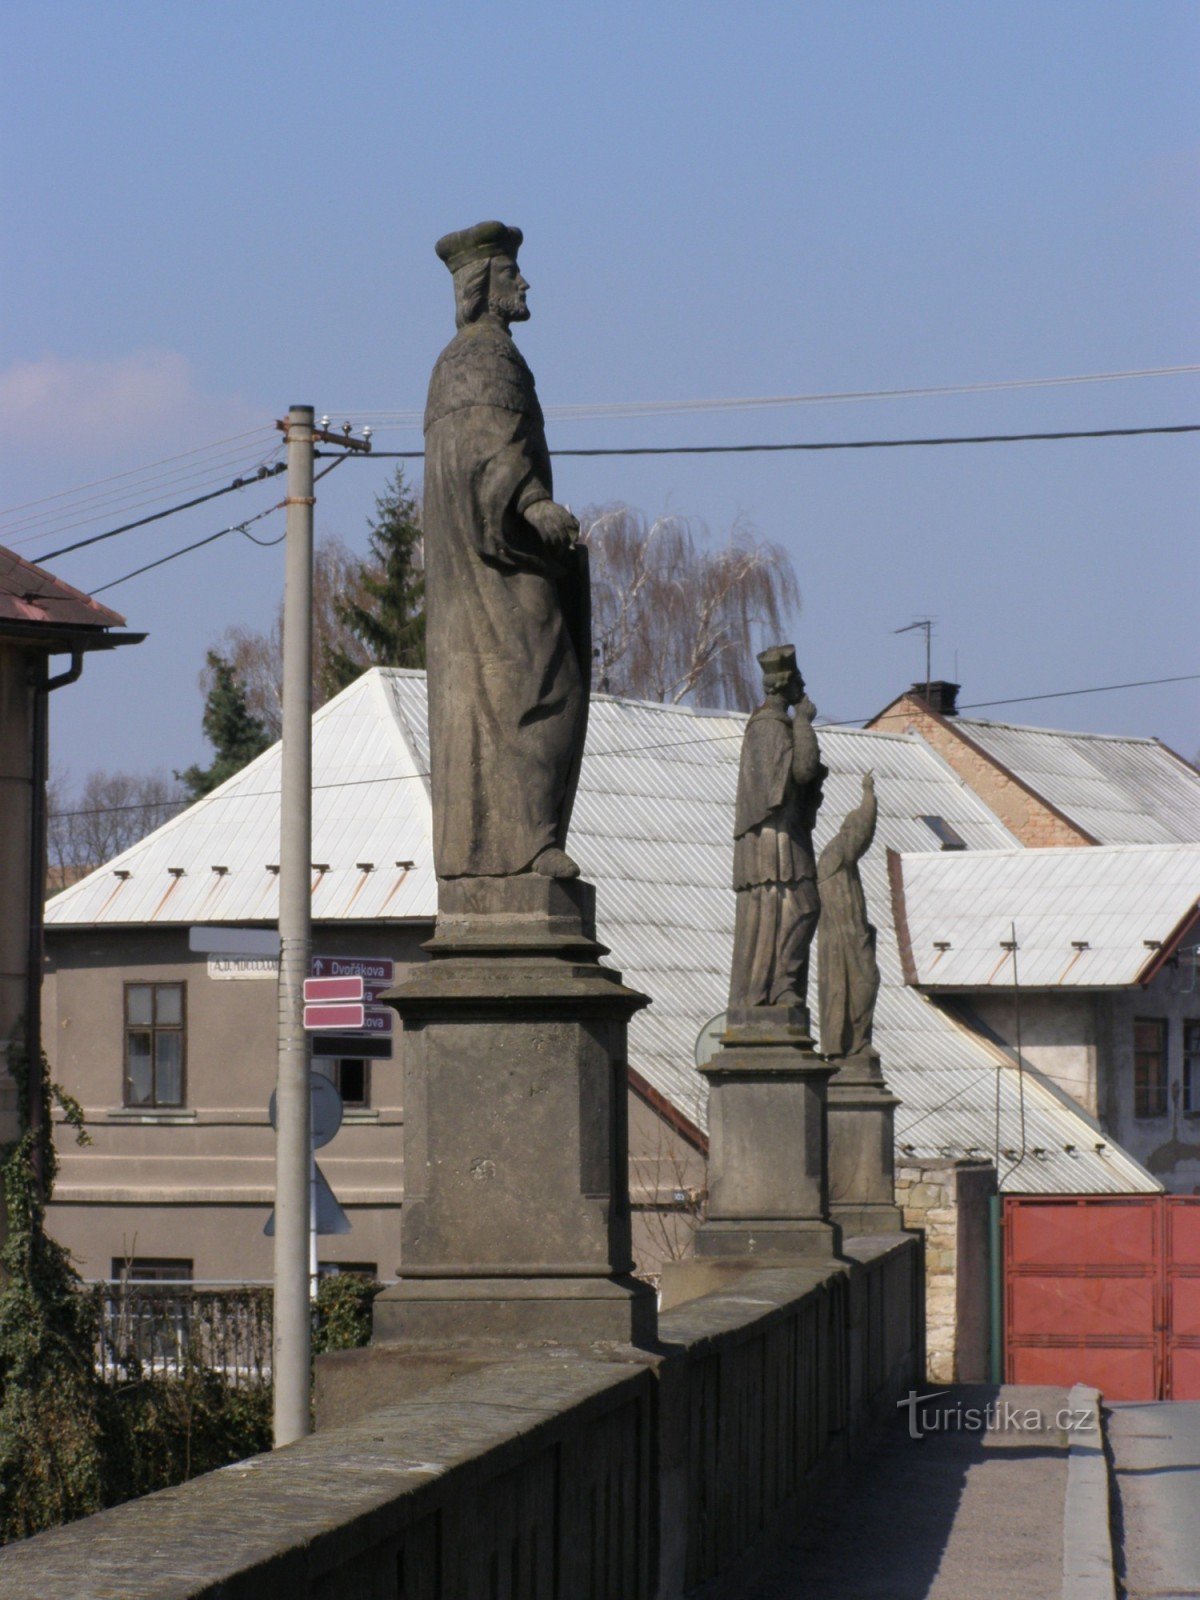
[956,714,1161,745]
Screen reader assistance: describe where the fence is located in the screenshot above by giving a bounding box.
[88,1283,273,1388]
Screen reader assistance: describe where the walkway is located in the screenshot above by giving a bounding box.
[750,1385,1078,1600]
[1109,1400,1200,1600]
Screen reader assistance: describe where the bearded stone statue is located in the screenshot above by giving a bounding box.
[423,221,590,883]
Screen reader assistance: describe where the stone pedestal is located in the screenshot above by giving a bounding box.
[691,1005,840,1262]
[826,1049,905,1234]
[373,875,656,1346]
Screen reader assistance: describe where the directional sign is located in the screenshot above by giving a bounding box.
[304,1002,366,1031]
[310,955,394,986]
[303,975,364,1004]
[362,1006,394,1035]
[311,1032,393,1061]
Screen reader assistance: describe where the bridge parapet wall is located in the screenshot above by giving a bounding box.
[0,1237,919,1600]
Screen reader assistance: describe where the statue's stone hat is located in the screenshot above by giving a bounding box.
[435,220,523,274]
[757,643,798,676]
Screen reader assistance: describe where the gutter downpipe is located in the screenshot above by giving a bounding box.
[25,648,83,1198]
[988,1192,1004,1384]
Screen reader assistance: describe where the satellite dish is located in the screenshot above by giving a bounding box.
[694,1011,727,1069]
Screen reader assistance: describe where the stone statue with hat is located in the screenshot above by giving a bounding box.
[728,645,826,1025]
[423,220,590,882]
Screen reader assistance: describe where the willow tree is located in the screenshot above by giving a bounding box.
[581,506,801,710]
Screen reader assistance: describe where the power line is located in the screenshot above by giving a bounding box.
[86,456,345,596]
[1,440,286,546]
[331,362,1200,428]
[32,465,287,565]
[0,426,276,521]
[46,668,1199,819]
[351,421,1200,462]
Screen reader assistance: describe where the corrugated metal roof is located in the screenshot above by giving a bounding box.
[897,844,1200,988]
[48,669,1159,1195]
[46,670,436,928]
[952,716,1200,845]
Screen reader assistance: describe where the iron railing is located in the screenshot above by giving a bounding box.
[88,1282,273,1388]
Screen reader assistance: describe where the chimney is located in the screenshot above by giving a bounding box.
[909,679,960,716]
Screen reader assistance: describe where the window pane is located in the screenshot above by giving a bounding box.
[339,1059,367,1106]
[155,1033,183,1105]
[126,1033,153,1104]
[155,985,183,1026]
[127,985,153,1026]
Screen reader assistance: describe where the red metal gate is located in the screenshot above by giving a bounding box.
[1005,1195,1200,1401]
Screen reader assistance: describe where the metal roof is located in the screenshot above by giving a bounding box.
[895,844,1200,989]
[48,669,1158,1195]
[951,716,1200,845]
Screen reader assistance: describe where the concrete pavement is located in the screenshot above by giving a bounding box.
[1109,1400,1200,1600]
[750,1385,1093,1600]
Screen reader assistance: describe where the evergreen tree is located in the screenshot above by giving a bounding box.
[177,651,271,800]
[324,468,426,691]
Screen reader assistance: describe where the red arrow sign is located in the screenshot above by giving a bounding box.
[303,975,364,1004]
[303,1002,366,1031]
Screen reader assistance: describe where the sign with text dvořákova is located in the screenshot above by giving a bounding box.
[309,956,396,1060]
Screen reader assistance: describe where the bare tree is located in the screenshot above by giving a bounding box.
[581,505,801,709]
[47,769,183,890]
[206,535,371,739]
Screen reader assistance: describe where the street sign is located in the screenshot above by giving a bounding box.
[311,1031,393,1061]
[310,955,394,986]
[190,926,282,957]
[304,1002,366,1031]
[303,975,364,1004]
[263,1163,350,1237]
[362,1006,394,1035]
[268,1074,343,1149]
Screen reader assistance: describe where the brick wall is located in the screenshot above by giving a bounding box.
[869,695,1091,849]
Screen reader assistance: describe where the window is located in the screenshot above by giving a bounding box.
[111,1258,193,1283]
[124,983,186,1107]
[317,1261,378,1280]
[315,1057,370,1108]
[1185,1022,1200,1116]
[1133,1018,1168,1118]
[916,815,967,851]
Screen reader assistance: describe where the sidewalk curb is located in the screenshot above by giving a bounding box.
[1062,1383,1116,1600]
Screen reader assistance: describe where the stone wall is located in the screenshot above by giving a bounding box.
[896,1158,995,1382]
[0,1238,920,1600]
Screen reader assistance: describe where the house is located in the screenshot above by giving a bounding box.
[868,678,1200,847]
[43,669,1159,1378]
[891,842,1200,1190]
[0,544,139,1151]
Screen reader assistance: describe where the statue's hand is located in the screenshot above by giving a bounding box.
[524,499,579,550]
[797,693,818,722]
[863,770,875,793]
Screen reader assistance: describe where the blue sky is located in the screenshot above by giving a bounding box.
[3,1,1197,783]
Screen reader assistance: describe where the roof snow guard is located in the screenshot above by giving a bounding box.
[46,669,1159,1195]
[893,843,1200,989]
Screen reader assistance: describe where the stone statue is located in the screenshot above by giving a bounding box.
[817,772,880,1061]
[423,221,590,881]
[729,645,826,1016]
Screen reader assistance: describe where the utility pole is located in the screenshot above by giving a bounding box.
[273,404,315,1446]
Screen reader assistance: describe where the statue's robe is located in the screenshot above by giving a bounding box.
[728,704,821,1008]
[817,787,880,1058]
[423,317,590,878]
